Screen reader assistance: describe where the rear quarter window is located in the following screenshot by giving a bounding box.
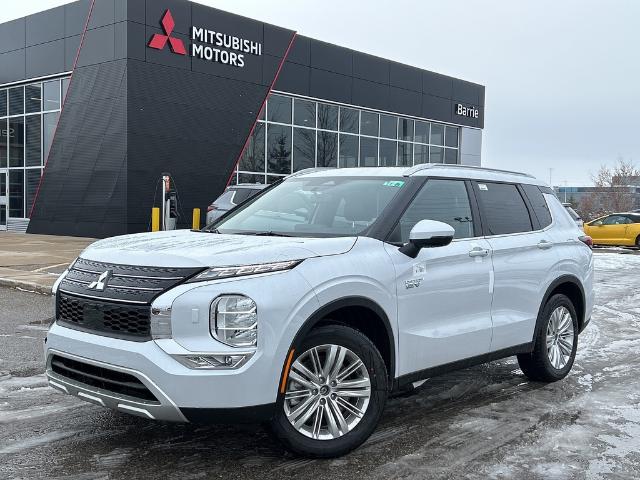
[231,188,256,205]
[214,190,234,205]
[522,184,553,228]
[475,182,533,235]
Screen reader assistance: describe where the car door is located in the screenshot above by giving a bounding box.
[473,181,559,351]
[626,214,640,246]
[604,215,632,244]
[588,215,628,245]
[384,178,493,376]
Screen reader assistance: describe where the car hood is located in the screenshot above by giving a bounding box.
[78,230,357,268]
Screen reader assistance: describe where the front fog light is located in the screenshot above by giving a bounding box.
[211,295,257,347]
[174,353,254,370]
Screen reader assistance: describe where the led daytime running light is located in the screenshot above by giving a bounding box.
[190,260,302,282]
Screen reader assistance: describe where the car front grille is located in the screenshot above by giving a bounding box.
[56,258,204,340]
[57,293,152,340]
[50,355,158,402]
[59,258,204,304]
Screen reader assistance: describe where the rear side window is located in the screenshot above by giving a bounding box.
[475,182,532,235]
[231,188,255,205]
[603,215,631,225]
[390,179,475,243]
[522,184,553,228]
[214,190,234,205]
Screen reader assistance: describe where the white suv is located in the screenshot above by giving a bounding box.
[45,165,594,457]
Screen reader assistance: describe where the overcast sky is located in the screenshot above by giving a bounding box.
[3,0,639,186]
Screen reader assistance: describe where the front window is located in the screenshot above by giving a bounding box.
[389,179,474,243]
[210,176,406,237]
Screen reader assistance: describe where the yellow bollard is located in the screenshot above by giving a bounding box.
[151,207,160,232]
[192,208,201,230]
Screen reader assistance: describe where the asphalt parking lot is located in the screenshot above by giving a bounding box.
[1,251,639,480]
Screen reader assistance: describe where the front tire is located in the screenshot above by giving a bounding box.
[517,294,578,382]
[270,325,388,458]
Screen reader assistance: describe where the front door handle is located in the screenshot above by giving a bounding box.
[537,240,553,249]
[469,247,490,258]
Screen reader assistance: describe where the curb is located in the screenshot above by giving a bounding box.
[0,278,53,296]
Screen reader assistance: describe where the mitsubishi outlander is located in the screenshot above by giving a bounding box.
[45,165,594,457]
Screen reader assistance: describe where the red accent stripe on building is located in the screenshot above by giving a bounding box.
[225,32,298,188]
[28,0,97,220]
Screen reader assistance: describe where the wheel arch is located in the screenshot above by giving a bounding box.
[534,275,586,340]
[283,297,396,387]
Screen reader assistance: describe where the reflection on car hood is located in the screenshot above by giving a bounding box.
[78,230,356,268]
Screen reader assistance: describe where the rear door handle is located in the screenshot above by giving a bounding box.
[537,240,553,249]
[469,247,490,258]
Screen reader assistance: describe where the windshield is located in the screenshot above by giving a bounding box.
[209,176,406,237]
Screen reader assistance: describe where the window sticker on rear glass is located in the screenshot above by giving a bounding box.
[478,183,488,191]
[383,180,405,187]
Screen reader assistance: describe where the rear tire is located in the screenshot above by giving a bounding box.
[270,325,387,458]
[517,294,578,382]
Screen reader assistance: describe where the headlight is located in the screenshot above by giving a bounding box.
[188,260,302,283]
[211,295,257,347]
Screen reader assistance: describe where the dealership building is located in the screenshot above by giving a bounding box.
[0,0,485,237]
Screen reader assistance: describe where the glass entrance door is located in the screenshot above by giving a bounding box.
[0,170,7,230]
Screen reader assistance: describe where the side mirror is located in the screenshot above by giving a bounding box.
[399,220,455,258]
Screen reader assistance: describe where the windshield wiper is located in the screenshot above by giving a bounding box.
[193,228,219,233]
[242,231,293,237]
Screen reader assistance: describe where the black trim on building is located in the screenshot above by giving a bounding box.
[0,0,484,237]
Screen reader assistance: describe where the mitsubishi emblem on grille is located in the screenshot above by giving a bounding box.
[87,270,112,291]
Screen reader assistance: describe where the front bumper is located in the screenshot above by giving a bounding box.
[46,349,187,422]
[44,322,279,423]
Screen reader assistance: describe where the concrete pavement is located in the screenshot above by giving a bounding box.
[0,233,94,295]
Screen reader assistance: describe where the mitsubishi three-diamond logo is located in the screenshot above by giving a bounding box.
[146,8,264,68]
[148,10,187,55]
[87,270,112,291]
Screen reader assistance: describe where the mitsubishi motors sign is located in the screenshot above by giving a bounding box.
[148,9,263,68]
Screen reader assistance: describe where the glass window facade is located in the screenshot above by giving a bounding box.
[0,76,68,220]
[231,93,461,184]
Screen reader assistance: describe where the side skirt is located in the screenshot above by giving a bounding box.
[393,342,534,391]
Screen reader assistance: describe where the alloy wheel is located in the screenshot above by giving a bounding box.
[546,306,575,370]
[284,344,371,440]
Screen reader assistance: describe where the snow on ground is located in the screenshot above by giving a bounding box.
[372,252,640,480]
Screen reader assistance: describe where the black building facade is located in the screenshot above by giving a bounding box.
[0,0,485,238]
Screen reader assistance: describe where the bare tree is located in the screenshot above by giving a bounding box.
[576,193,599,221]
[585,158,640,217]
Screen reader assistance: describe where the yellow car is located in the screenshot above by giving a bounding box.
[584,213,640,248]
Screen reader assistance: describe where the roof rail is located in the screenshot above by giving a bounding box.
[403,163,536,179]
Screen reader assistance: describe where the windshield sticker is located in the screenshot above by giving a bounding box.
[478,184,488,191]
[383,180,405,188]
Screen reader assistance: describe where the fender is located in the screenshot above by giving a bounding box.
[279,296,396,387]
[532,274,586,342]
